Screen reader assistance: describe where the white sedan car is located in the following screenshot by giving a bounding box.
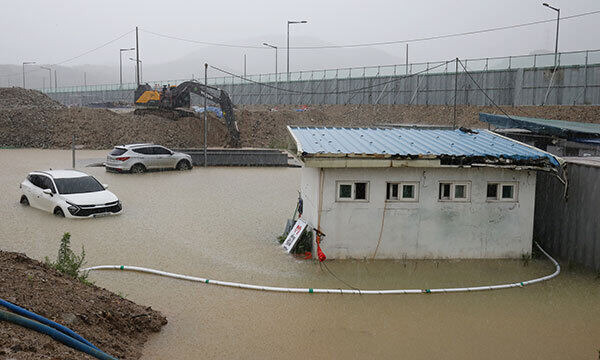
[19,170,122,218]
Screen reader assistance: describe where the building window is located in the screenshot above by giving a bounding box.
[386,182,419,202]
[438,181,470,202]
[487,182,518,202]
[336,181,369,201]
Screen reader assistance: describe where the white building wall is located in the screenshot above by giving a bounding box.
[299,167,320,235]
[303,166,537,259]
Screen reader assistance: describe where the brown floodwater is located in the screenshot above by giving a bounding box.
[1,149,599,359]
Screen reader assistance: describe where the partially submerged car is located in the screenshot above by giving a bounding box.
[20,170,122,218]
[105,143,193,173]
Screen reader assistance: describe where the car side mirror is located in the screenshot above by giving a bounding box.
[43,188,53,196]
[102,184,109,189]
[170,151,174,155]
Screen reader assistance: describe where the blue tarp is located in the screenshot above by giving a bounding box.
[192,106,223,118]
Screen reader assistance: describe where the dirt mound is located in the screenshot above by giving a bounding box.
[0,107,229,149]
[1,88,600,150]
[236,104,600,148]
[0,250,167,359]
[0,87,64,110]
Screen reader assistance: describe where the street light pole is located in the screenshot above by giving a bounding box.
[129,58,143,83]
[41,66,52,88]
[120,48,135,87]
[287,20,307,82]
[542,3,560,68]
[22,61,36,88]
[263,43,278,103]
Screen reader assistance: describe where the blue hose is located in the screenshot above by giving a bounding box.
[0,309,118,360]
[0,298,99,350]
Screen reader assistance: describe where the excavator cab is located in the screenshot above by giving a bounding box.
[134,84,160,106]
[133,81,240,147]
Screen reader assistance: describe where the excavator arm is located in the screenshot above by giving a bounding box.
[135,81,240,147]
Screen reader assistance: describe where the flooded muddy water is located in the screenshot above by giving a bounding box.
[1,149,599,359]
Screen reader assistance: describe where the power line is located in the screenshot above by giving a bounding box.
[140,29,265,49]
[0,30,134,78]
[457,58,527,120]
[209,60,450,95]
[142,9,600,50]
[290,10,600,49]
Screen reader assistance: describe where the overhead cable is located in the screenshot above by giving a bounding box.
[141,10,600,50]
[209,60,450,95]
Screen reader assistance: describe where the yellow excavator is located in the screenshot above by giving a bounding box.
[134,81,240,147]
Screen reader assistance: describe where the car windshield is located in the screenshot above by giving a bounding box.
[54,176,105,195]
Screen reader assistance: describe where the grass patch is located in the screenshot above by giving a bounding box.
[45,232,92,285]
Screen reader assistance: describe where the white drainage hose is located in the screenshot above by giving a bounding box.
[81,242,560,295]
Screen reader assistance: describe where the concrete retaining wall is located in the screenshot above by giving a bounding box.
[534,161,600,271]
[47,64,600,106]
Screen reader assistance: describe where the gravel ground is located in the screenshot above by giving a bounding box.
[1,88,600,150]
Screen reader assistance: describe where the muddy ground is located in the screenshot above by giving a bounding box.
[0,251,167,359]
[1,88,600,150]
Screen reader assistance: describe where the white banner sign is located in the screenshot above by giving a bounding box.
[282,218,307,253]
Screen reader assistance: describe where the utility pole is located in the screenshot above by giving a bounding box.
[84,72,87,87]
[244,54,247,77]
[54,70,57,89]
[204,63,208,167]
[135,26,140,86]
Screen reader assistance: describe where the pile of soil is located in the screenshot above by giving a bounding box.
[1,88,600,149]
[0,251,167,359]
[0,88,64,110]
[0,106,229,149]
[236,104,600,148]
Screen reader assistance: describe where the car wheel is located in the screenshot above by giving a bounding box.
[53,207,65,217]
[20,195,29,206]
[130,164,146,174]
[176,160,191,170]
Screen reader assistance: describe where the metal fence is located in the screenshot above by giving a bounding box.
[534,160,600,272]
[42,49,600,106]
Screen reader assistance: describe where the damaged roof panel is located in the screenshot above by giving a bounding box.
[479,113,600,138]
[287,126,561,167]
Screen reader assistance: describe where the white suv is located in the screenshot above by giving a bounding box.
[20,170,122,218]
[105,144,193,173]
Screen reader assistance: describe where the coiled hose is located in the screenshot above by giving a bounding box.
[82,241,560,295]
[0,309,117,360]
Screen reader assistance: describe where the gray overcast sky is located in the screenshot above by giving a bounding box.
[1,0,598,80]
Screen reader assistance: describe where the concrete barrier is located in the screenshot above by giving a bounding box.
[176,148,290,167]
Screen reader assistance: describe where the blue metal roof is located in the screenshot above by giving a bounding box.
[479,113,600,138]
[287,126,560,167]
